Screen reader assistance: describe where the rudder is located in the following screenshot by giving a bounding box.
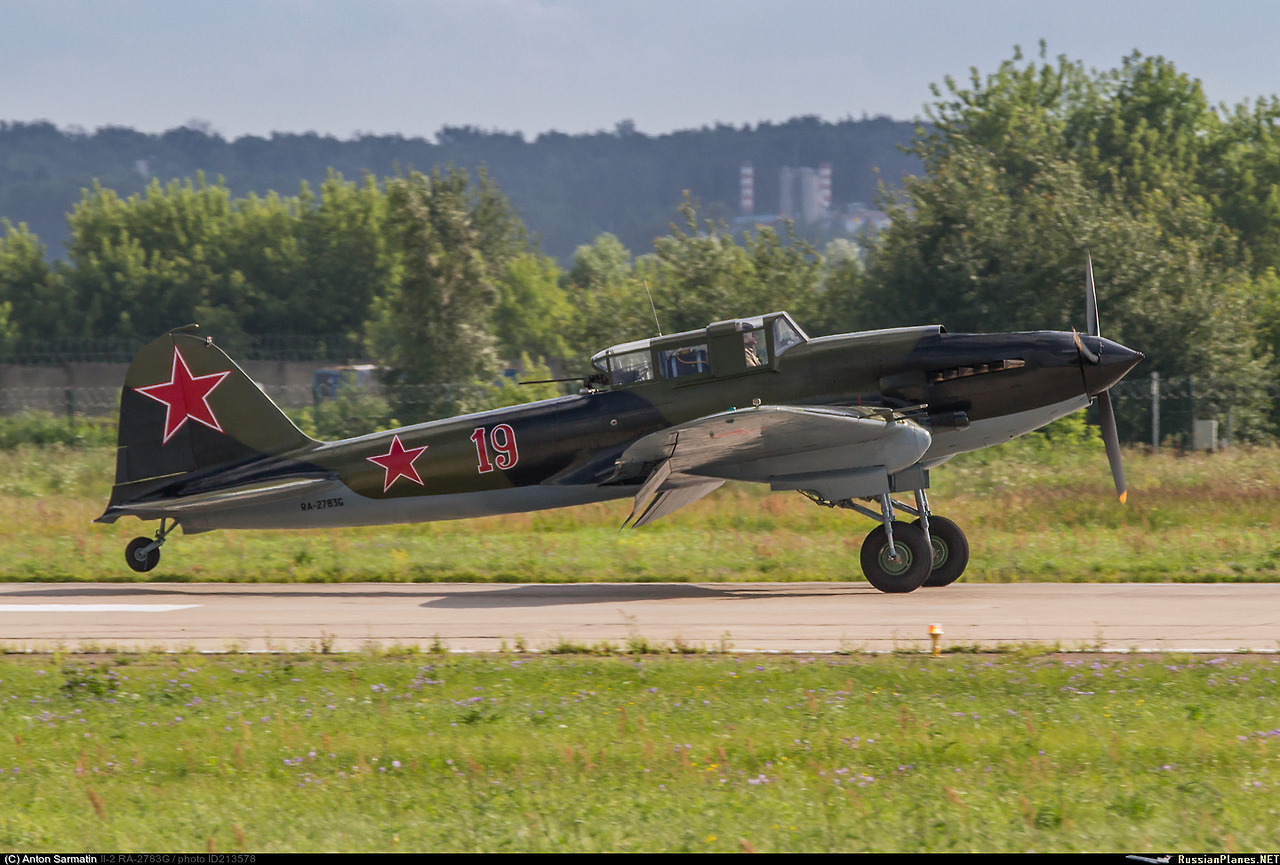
[109,328,317,499]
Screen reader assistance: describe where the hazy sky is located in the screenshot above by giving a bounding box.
[5,0,1280,140]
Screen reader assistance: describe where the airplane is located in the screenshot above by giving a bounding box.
[95,260,1142,593]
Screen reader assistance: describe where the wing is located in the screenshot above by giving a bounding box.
[615,405,932,526]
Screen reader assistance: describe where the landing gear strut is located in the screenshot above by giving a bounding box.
[803,488,970,593]
[125,518,175,573]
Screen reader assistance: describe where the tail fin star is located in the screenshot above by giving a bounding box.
[134,347,231,443]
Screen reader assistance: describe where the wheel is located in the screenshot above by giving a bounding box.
[912,516,970,587]
[859,521,932,593]
[125,537,160,573]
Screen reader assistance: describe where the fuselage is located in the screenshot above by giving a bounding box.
[109,315,1142,533]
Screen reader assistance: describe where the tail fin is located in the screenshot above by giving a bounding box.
[104,328,318,509]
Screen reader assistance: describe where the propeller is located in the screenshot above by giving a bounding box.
[1085,253,1099,338]
[1097,384,1127,504]
[1077,254,1128,504]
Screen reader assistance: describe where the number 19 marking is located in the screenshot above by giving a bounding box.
[471,424,519,473]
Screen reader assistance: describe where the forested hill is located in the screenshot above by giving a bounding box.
[0,116,919,262]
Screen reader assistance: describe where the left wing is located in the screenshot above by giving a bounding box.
[615,405,932,526]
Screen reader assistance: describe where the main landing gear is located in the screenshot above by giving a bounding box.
[803,489,970,593]
[124,518,175,573]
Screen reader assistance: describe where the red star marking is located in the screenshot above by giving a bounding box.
[366,434,429,493]
[134,347,232,444]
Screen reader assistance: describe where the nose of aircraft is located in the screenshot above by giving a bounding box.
[1082,338,1144,395]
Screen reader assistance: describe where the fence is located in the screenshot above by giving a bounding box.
[0,384,323,417]
[0,370,1272,446]
[1099,372,1279,448]
[1,334,364,366]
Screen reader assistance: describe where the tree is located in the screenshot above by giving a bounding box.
[563,233,653,356]
[865,46,1272,437]
[0,220,74,342]
[645,196,822,336]
[366,168,520,422]
[65,176,241,338]
[290,173,391,342]
[0,299,17,360]
[810,238,870,336]
[493,251,575,366]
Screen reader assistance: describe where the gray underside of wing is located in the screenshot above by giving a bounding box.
[617,405,933,526]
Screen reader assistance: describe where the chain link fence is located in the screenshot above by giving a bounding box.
[0,368,1273,447]
[1,334,363,365]
[1104,373,1278,447]
[0,384,330,417]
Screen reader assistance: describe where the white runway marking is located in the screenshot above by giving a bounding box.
[0,604,200,613]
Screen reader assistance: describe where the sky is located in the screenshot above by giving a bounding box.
[5,0,1280,141]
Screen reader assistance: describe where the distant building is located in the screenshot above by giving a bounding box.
[779,165,829,224]
[739,162,754,215]
[735,161,889,237]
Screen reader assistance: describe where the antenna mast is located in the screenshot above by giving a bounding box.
[641,280,663,336]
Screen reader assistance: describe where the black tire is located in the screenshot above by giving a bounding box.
[912,516,969,587]
[125,537,160,573]
[859,521,931,593]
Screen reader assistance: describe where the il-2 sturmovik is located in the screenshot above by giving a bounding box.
[96,259,1142,593]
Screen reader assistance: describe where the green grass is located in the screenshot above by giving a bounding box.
[5,432,1278,852]
[1,652,1277,852]
[2,439,1278,583]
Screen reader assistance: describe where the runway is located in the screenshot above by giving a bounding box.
[1,582,1277,654]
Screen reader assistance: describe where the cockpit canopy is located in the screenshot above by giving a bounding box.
[590,312,808,388]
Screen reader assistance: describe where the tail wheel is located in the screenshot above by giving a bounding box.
[859,521,931,593]
[912,516,969,587]
[125,537,160,573]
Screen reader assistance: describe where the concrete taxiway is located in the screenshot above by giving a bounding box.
[0,582,1276,654]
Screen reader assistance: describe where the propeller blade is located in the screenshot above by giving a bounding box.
[1073,328,1100,365]
[1085,253,1100,337]
[1097,390,1127,504]
[1084,255,1126,502]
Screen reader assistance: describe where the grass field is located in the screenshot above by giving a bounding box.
[3,434,1279,852]
[2,651,1277,852]
[2,435,1278,584]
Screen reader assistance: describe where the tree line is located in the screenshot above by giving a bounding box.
[852,45,1280,438]
[0,115,919,265]
[3,47,1280,439]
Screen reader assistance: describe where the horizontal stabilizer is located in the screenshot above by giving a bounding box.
[95,475,335,524]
